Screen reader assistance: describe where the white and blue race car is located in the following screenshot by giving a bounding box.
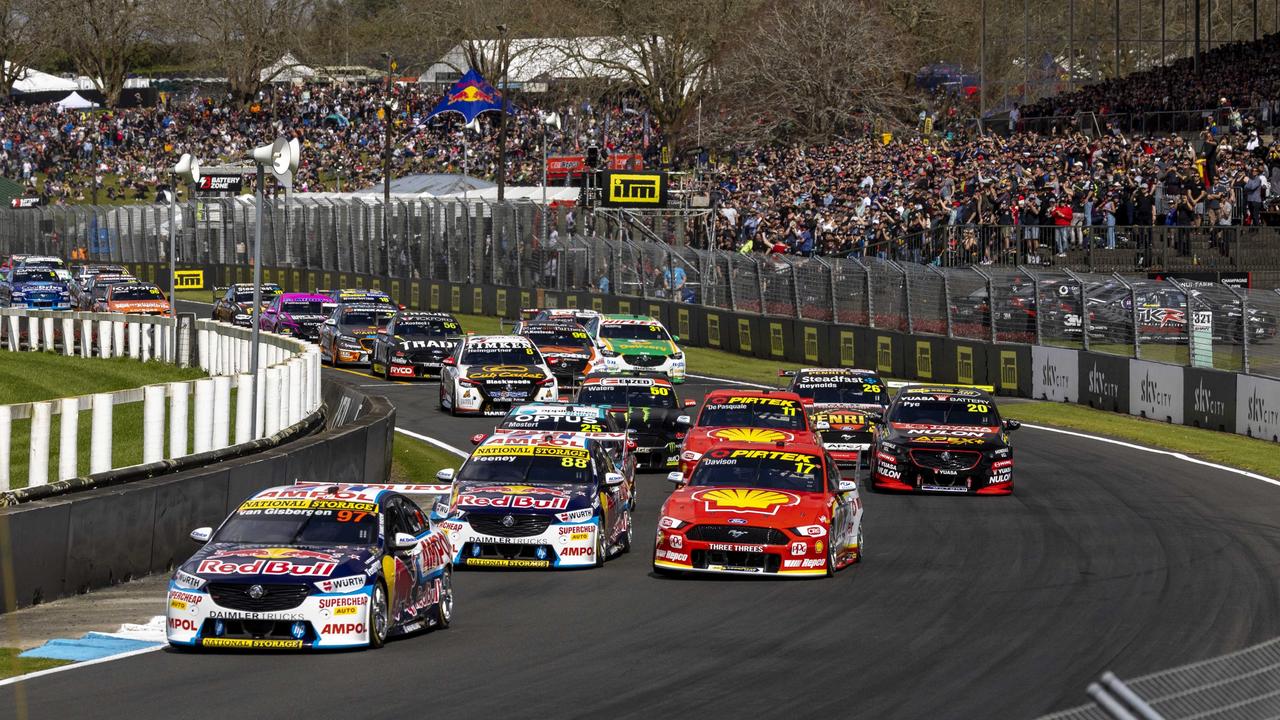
[167,483,453,650]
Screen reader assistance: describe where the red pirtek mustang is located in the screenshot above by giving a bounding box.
[870,386,1020,495]
[678,389,822,476]
[654,441,863,578]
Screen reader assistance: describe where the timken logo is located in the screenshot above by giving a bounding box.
[1140,371,1172,407]
[1193,379,1225,416]
[1088,363,1118,397]
[1248,388,1280,425]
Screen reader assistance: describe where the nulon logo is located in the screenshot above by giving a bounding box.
[1140,371,1172,407]
[1248,388,1280,425]
[1088,363,1118,397]
[1193,379,1225,416]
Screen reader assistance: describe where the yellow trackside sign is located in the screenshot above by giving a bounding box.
[602,172,668,207]
[174,270,204,289]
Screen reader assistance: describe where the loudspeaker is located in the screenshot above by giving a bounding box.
[174,153,200,184]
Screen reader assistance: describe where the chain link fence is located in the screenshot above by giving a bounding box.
[2,198,1278,379]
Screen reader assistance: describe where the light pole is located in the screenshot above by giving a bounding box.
[381,52,394,259]
[495,23,510,202]
[541,111,560,245]
[172,154,201,307]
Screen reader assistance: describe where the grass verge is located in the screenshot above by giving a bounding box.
[1007,400,1280,479]
[0,647,70,678]
[0,353,205,405]
[390,432,463,484]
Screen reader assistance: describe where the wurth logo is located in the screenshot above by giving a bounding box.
[1088,364,1118,397]
[1140,371,1171,407]
[1248,389,1279,425]
[1193,380,1224,416]
[1041,363,1069,388]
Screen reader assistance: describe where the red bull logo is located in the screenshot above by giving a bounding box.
[210,548,337,562]
[449,82,495,105]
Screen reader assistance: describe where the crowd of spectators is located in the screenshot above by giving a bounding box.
[0,82,654,204]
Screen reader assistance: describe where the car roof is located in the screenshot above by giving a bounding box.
[601,314,659,323]
[897,385,992,400]
[581,374,672,386]
[797,367,880,376]
[397,311,457,320]
[507,403,606,417]
[521,321,586,332]
[279,292,333,301]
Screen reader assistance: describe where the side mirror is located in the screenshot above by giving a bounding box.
[442,356,456,366]
[1003,419,1021,431]
[323,318,337,326]
[377,327,388,334]
[667,471,684,484]
[682,399,697,408]
[866,411,884,425]
[470,433,487,445]
[671,335,681,343]
[813,420,830,430]
[435,468,456,482]
[393,532,418,551]
[604,472,625,487]
[800,397,815,406]
[675,415,692,427]
[189,527,212,543]
[837,479,857,493]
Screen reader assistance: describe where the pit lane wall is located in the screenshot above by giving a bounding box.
[0,376,394,612]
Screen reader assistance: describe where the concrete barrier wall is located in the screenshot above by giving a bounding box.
[0,376,394,612]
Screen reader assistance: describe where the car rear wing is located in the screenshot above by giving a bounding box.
[292,480,453,512]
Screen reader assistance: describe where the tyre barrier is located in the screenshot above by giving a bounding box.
[0,375,394,612]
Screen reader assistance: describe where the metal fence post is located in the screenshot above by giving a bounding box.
[972,265,996,344]
[1167,277,1193,366]
[928,265,952,337]
[1019,265,1042,346]
[789,262,802,319]
[1063,269,1091,352]
[894,261,913,334]
[820,257,838,323]
[755,259,767,317]
[862,259,875,328]
[1224,284,1250,375]
[1109,272,1139,358]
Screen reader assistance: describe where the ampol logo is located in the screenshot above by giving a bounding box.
[692,488,801,516]
[708,428,794,443]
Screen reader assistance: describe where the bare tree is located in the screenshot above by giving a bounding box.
[708,0,912,144]
[0,0,50,96]
[182,0,316,105]
[49,0,149,106]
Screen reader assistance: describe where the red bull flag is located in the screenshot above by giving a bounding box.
[427,69,512,124]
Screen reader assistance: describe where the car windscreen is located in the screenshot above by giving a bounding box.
[462,346,537,365]
[342,310,395,326]
[600,323,669,341]
[889,397,1000,426]
[235,287,282,302]
[499,411,612,432]
[112,285,164,300]
[459,447,593,485]
[213,500,378,545]
[576,384,677,408]
[794,376,888,405]
[283,300,327,314]
[13,269,58,283]
[697,398,806,429]
[690,448,823,493]
[523,328,592,348]
[397,321,459,338]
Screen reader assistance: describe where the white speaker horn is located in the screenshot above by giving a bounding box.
[251,141,276,167]
[287,138,301,173]
[174,153,201,184]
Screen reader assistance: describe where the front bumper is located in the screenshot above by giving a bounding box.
[385,357,445,379]
[653,529,836,577]
[451,383,558,415]
[601,355,686,383]
[442,518,600,569]
[872,451,1012,495]
[165,583,374,650]
[333,347,371,365]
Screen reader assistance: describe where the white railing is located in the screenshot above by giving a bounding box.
[0,308,321,491]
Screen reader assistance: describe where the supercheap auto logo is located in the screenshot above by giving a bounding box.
[691,488,801,516]
[709,428,794,443]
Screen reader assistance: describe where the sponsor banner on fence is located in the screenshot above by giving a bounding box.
[1078,352,1130,414]
[1129,360,1184,424]
[1032,346,1078,403]
[1183,368,1237,433]
[1236,374,1280,442]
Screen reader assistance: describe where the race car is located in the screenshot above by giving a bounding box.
[513,307,601,332]
[212,283,284,326]
[870,386,1020,495]
[259,292,335,341]
[654,441,862,577]
[516,320,603,387]
[678,389,824,476]
[166,483,453,650]
[370,311,464,380]
[75,274,134,310]
[470,403,636,497]
[319,303,397,366]
[70,263,131,288]
[574,373,696,471]
[438,335,558,416]
[92,282,171,316]
[320,288,397,309]
[433,432,632,569]
[13,255,66,271]
[782,368,890,466]
[583,314,686,383]
[0,265,72,309]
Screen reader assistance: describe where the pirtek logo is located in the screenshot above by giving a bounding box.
[1140,371,1172,407]
[1088,364,1118,397]
[1248,388,1280,425]
[1193,379,1225,416]
[1040,363,1069,389]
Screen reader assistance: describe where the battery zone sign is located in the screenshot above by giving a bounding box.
[197,175,244,193]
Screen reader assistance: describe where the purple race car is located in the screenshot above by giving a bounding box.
[260,292,336,341]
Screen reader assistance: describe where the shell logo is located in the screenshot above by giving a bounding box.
[709,428,792,443]
[692,488,801,516]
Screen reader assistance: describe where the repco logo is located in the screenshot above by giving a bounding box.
[1088,363,1118,397]
[1193,380,1225,416]
[1248,388,1280,425]
[1040,363,1069,388]
[1140,372,1172,407]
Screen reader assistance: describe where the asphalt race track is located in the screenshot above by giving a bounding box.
[5,311,1280,719]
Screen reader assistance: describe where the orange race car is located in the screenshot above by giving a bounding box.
[92,282,172,316]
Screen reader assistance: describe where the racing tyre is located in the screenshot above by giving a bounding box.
[369,580,390,649]
[594,523,607,567]
[432,567,453,630]
[825,532,838,578]
[437,383,446,411]
[618,515,633,555]
[853,526,863,564]
[381,356,392,381]
[322,340,334,367]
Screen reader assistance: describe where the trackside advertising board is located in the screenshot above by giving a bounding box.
[1129,360,1184,425]
[1032,346,1078,403]
[1236,374,1280,442]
